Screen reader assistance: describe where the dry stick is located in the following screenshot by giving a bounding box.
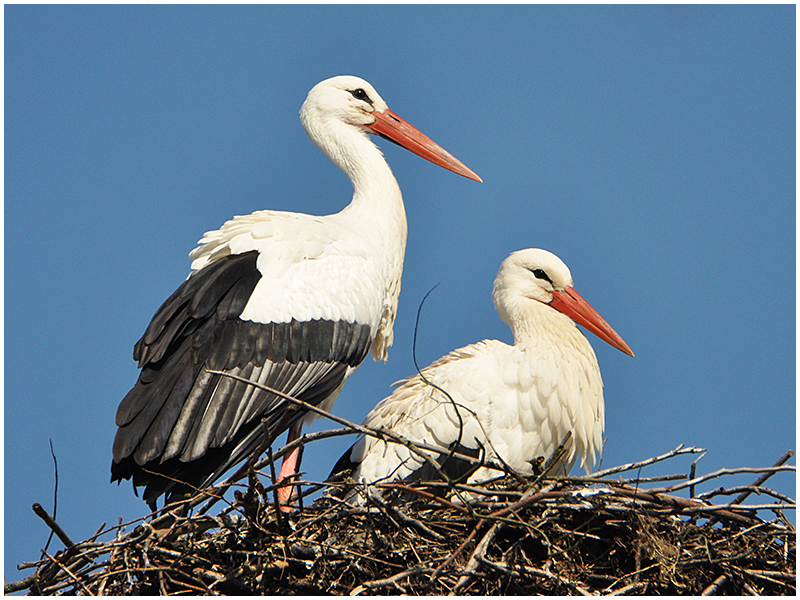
[410,284,467,464]
[368,494,446,541]
[650,465,796,495]
[690,450,706,498]
[681,502,794,512]
[602,564,659,593]
[452,522,500,594]
[697,486,795,504]
[707,450,794,527]
[41,440,60,559]
[610,486,760,526]
[266,447,287,532]
[376,482,472,514]
[32,503,75,549]
[33,542,103,591]
[427,483,558,587]
[589,444,706,479]
[548,472,687,487]
[356,565,433,593]
[295,441,306,510]
[4,573,40,595]
[478,557,593,596]
[97,527,124,596]
[739,568,797,582]
[42,551,94,596]
[94,565,111,596]
[606,581,648,595]
[741,582,760,596]
[701,573,728,595]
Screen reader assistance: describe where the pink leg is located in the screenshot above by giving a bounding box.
[276,424,302,512]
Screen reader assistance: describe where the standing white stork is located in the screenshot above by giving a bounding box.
[330,248,633,497]
[111,75,481,510]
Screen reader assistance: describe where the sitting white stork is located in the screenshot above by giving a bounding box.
[111,75,481,510]
[330,248,633,498]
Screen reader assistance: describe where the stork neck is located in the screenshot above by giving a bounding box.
[345,152,408,254]
[336,137,404,216]
[303,110,403,213]
[328,135,407,243]
[348,150,404,215]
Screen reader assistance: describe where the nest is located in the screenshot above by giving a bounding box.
[7,443,795,596]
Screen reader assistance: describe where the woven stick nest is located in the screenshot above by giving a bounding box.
[7,439,795,596]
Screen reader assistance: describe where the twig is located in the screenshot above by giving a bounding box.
[741,582,759,595]
[427,483,558,587]
[368,494,446,541]
[732,450,794,505]
[738,567,797,582]
[355,565,433,593]
[701,573,728,595]
[266,445,286,530]
[690,450,706,498]
[41,551,94,596]
[452,522,500,594]
[42,440,60,559]
[697,485,795,504]
[610,486,762,525]
[479,557,593,595]
[32,503,75,549]
[680,503,794,513]
[707,450,794,526]
[650,465,795,495]
[606,581,648,595]
[4,573,40,595]
[591,444,706,478]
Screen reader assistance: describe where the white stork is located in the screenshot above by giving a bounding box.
[330,248,633,498]
[111,75,481,509]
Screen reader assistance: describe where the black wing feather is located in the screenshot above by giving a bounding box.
[111,250,374,508]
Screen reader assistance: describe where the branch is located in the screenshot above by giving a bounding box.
[32,503,75,549]
[648,465,795,495]
[706,450,794,526]
[590,444,706,479]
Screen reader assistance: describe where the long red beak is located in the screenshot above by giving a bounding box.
[367,109,482,182]
[549,286,634,357]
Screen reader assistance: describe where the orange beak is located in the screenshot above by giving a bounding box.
[550,286,634,357]
[367,109,482,182]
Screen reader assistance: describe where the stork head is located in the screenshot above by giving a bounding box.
[300,76,481,182]
[302,76,389,128]
[493,248,634,357]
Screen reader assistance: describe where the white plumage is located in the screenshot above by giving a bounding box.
[332,248,633,497]
[111,75,480,509]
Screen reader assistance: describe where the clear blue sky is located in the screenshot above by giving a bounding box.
[4,5,795,579]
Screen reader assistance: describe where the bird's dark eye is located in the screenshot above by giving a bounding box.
[349,88,373,105]
[531,268,553,284]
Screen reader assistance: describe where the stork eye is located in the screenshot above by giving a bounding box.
[531,268,553,284]
[349,88,373,105]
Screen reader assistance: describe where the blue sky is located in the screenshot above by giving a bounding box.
[4,5,795,579]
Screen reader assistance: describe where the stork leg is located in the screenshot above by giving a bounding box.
[276,423,302,512]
